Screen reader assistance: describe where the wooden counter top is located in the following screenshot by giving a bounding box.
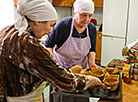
[98,80,138,102]
[122,80,138,102]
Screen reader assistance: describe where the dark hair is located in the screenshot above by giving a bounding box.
[25,16,33,22]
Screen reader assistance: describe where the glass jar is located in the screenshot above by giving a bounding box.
[132,63,138,81]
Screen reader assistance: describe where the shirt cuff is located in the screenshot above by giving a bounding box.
[83,77,90,91]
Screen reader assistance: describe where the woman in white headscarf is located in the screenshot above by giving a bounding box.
[45,0,97,69]
[0,0,104,102]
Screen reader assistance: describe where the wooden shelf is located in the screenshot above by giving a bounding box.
[53,0,103,7]
[93,0,103,8]
[14,0,103,7]
[52,0,75,7]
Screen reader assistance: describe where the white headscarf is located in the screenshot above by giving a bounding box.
[73,0,95,14]
[14,0,58,35]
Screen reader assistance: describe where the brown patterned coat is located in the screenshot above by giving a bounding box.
[0,25,89,101]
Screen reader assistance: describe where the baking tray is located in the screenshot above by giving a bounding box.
[88,71,122,100]
[52,72,122,101]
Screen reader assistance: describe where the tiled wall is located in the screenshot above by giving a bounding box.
[93,8,103,25]
[55,7,73,23]
[55,7,103,25]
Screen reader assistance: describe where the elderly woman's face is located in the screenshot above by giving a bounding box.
[75,12,92,28]
[35,20,56,39]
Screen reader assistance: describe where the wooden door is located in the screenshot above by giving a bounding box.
[95,32,102,65]
[93,0,103,7]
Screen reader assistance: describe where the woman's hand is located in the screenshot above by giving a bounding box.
[86,75,105,89]
[89,63,98,68]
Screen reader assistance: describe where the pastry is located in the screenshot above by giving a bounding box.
[69,64,83,74]
[107,59,125,69]
[80,69,91,75]
[90,68,105,77]
[103,75,119,91]
[105,67,118,74]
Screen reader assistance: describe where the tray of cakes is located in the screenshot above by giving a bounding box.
[54,64,122,100]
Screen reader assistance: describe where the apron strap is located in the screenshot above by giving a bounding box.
[69,17,74,38]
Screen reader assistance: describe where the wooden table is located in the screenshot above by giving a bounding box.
[98,80,138,102]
